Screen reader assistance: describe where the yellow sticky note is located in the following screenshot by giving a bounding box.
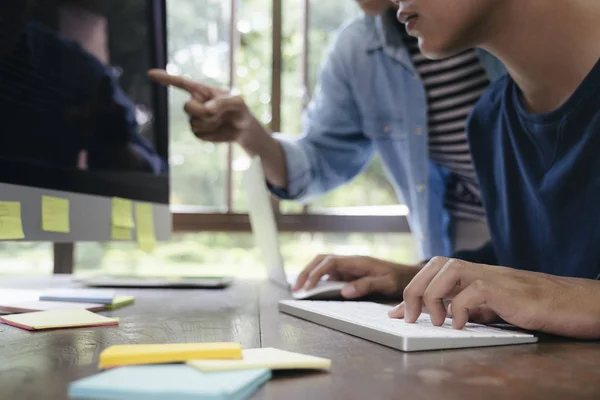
[135,203,156,252]
[0,309,119,331]
[112,225,132,240]
[41,196,70,233]
[104,295,135,310]
[0,201,25,240]
[187,347,331,372]
[112,198,134,228]
[99,342,243,369]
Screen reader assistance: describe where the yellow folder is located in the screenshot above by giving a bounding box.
[99,342,243,369]
[187,347,331,372]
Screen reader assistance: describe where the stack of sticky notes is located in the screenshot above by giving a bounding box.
[39,288,135,311]
[69,365,271,400]
[99,343,244,369]
[188,347,332,372]
[0,309,119,331]
[0,288,134,331]
[68,342,331,399]
[0,288,134,315]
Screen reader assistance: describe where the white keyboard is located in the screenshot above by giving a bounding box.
[278,300,538,352]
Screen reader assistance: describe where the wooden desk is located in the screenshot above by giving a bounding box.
[1,276,599,400]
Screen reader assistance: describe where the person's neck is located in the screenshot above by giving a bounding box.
[481,1,600,114]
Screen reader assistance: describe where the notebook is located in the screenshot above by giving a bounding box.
[39,289,117,304]
[188,347,331,372]
[99,342,243,368]
[68,365,271,400]
[0,309,119,331]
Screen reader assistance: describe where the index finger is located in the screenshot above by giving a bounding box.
[148,69,210,98]
[293,254,328,290]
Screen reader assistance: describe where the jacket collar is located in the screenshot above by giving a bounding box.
[364,10,417,74]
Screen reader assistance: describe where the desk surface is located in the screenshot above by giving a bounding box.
[1,276,599,400]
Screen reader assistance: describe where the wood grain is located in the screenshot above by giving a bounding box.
[256,282,600,400]
[0,276,260,400]
[1,276,600,400]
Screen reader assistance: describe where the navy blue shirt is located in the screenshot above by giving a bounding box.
[461,58,600,279]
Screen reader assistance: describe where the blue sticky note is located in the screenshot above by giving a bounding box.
[40,289,116,305]
[68,365,271,400]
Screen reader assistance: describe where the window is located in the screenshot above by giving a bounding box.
[0,243,53,277]
[49,0,419,276]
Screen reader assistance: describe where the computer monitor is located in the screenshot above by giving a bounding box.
[0,0,170,242]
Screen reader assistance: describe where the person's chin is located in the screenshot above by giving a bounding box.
[417,38,465,60]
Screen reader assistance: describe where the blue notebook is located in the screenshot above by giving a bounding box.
[39,289,116,305]
[68,365,271,400]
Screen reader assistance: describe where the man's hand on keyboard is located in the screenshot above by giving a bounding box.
[387,256,600,339]
[292,255,422,299]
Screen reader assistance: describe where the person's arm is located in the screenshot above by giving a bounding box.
[266,35,373,201]
[390,256,600,339]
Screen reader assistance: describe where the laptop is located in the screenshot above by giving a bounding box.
[242,156,345,300]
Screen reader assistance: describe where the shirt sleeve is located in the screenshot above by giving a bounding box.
[452,241,498,265]
[269,30,374,201]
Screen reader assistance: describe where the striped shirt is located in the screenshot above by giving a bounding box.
[400,27,490,220]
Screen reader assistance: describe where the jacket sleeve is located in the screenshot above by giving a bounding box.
[269,29,373,201]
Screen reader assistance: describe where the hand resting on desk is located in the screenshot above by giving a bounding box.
[388,256,600,339]
[293,255,423,299]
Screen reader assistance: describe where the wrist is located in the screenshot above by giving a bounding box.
[236,117,273,156]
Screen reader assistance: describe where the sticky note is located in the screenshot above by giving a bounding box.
[111,225,132,240]
[68,365,271,400]
[0,300,105,314]
[112,198,134,228]
[0,309,119,331]
[41,195,70,233]
[134,203,156,252]
[0,201,25,240]
[99,342,243,369]
[104,295,135,310]
[188,347,332,372]
[40,288,116,304]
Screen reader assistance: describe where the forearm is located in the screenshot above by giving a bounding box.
[237,117,288,189]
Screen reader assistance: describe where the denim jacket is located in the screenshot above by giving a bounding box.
[271,13,506,259]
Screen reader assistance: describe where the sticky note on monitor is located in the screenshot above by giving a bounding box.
[40,288,116,304]
[134,203,156,252]
[0,201,25,240]
[0,309,119,331]
[112,198,134,228]
[99,342,243,369]
[68,365,271,400]
[41,195,70,233]
[188,347,332,372]
[111,225,132,240]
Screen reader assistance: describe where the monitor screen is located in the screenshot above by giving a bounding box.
[0,0,170,242]
[0,0,169,203]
